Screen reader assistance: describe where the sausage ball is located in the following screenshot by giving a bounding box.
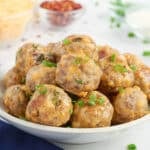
[46,42,66,62]
[99,54,134,94]
[3,66,25,88]
[135,67,150,101]
[46,34,96,62]
[96,45,119,60]
[112,86,149,124]
[26,84,73,126]
[26,64,56,92]
[3,85,30,118]
[16,43,52,74]
[56,54,102,96]
[124,53,145,70]
[63,34,96,58]
[71,91,114,128]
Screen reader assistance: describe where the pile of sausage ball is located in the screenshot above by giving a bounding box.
[3,34,150,128]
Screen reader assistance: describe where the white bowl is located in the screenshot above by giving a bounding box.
[0,79,150,144]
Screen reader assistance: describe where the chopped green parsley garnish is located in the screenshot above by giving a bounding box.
[114,9,125,17]
[118,87,125,93]
[127,144,137,150]
[35,84,47,95]
[143,38,150,44]
[77,100,84,107]
[110,54,116,62]
[114,64,128,73]
[73,57,82,65]
[143,51,150,56]
[88,99,96,106]
[129,65,137,72]
[88,93,105,106]
[128,32,135,38]
[75,78,83,84]
[98,97,105,105]
[62,39,71,45]
[69,109,73,114]
[42,60,57,67]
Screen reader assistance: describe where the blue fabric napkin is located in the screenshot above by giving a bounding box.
[0,120,63,150]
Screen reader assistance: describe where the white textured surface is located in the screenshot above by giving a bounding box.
[0,0,150,150]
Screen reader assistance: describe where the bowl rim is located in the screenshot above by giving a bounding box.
[0,107,149,134]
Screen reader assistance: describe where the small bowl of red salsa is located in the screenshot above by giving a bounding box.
[40,0,85,28]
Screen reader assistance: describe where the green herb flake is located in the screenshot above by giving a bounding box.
[143,51,150,56]
[110,54,116,62]
[110,16,115,23]
[114,64,128,73]
[62,39,71,45]
[88,93,97,106]
[143,39,150,44]
[73,57,82,65]
[69,109,73,114]
[118,87,125,94]
[130,65,137,72]
[35,84,47,95]
[75,78,83,84]
[98,97,105,105]
[114,9,125,17]
[77,100,84,107]
[128,32,135,38]
[116,23,121,28]
[127,144,137,150]
[42,60,57,67]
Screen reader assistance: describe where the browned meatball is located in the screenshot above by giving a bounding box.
[3,85,30,118]
[46,35,96,62]
[56,54,102,96]
[26,84,73,126]
[71,91,114,128]
[124,53,145,69]
[135,67,150,101]
[46,42,66,62]
[112,86,149,124]
[26,63,56,92]
[16,43,52,74]
[3,66,25,88]
[64,34,96,58]
[96,45,119,60]
[99,54,134,94]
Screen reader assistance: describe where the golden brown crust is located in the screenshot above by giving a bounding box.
[25,84,73,126]
[26,64,56,92]
[71,91,114,128]
[56,54,102,96]
[112,86,149,124]
[3,85,30,117]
